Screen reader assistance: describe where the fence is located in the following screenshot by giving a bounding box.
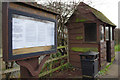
[0,45,68,78]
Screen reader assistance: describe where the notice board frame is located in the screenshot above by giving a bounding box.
[2,3,57,62]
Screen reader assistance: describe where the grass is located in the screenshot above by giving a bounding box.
[115,44,120,52]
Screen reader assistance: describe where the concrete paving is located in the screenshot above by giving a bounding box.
[100,52,119,78]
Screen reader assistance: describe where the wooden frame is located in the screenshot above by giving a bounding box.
[2,3,57,62]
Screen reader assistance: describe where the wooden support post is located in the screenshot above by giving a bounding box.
[16,55,50,78]
[112,27,115,40]
[19,57,39,78]
[108,26,111,62]
[104,26,106,41]
[0,56,2,80]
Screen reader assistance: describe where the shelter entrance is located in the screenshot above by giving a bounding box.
[105,27,115,62]
[100,25,115,63]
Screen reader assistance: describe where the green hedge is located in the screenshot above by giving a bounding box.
[115,44,120,52]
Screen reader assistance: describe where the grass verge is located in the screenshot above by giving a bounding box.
[115,44,120,52]
[98,55,116,76]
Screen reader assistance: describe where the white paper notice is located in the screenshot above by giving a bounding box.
[12,15,55,49]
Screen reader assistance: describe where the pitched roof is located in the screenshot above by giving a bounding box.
[67,2,116,27]
[82,2,116,27]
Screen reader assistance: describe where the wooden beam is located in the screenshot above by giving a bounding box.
[39,63,68,77]
[1,67,20,75]
[46,54,67,63]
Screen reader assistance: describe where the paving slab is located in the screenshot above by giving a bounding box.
[100,52,119,78]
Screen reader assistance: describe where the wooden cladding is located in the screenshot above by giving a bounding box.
[69,34,83,40]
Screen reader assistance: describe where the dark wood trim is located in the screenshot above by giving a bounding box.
[98,42,101,70]
[2,2,9,61]
[104,25,106,41]
[97,23,99,43]
[112,27,115,40]
[19,2,59,15]
[107,27,111,62]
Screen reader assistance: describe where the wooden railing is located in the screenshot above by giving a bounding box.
[0,46,68,78]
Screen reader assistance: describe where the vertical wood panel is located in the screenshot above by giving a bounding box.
[0,2,2,79]
[2,2,9,61]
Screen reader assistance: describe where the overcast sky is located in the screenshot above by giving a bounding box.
[37,0,119,28]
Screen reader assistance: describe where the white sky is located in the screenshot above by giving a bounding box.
[37,0,119,27]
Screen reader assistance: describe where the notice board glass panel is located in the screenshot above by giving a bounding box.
[12,14,56,55]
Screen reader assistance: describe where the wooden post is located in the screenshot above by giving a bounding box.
[49,54,53,77]
[0,56,2,80]
[104,25,106,41]
[112,27,115,40]
[108,26,111,62]
[0,2,2,80]
[19,57,39,78]
[16,55,50,78]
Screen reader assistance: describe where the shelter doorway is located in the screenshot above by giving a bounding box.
[106,27,114,62]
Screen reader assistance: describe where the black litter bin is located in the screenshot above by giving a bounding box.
[79,51,99,77]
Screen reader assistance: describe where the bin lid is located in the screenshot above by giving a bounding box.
[79,51,99,56]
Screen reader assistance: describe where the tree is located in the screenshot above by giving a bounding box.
[37,0,82,55]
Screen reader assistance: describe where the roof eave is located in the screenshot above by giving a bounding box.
[17,2,60,15]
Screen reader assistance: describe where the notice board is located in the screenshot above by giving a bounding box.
[2,2,58,61]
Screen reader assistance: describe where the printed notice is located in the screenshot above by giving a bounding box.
[12,15,55,49]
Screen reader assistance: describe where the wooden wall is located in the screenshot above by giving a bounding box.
[68,23,83,68]
[68,22,99,69]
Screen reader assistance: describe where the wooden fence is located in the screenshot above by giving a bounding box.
[0,46,68,78]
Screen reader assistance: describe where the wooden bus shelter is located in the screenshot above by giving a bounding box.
[66,2,116,70]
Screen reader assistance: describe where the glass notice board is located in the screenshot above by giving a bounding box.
[12,14,56,55]
[5,9,57,61]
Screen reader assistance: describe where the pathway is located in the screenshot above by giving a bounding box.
[100,52,119,78]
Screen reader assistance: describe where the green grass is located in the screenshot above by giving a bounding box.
[115,44,120,52]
